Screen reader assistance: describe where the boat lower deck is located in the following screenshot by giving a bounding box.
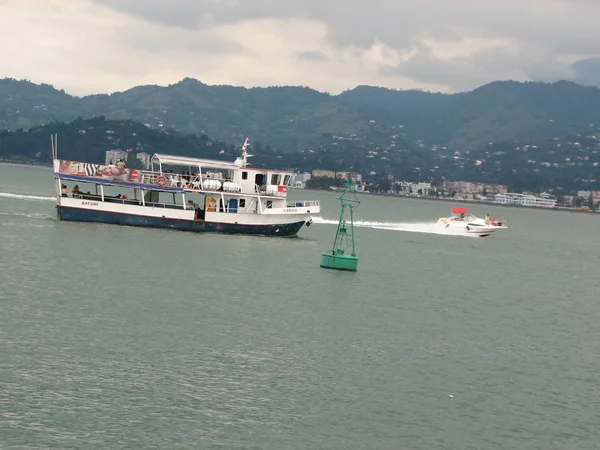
[58,205,306,236]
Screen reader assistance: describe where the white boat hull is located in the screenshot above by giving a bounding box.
[437,216,507,237]
[57,197,315,236]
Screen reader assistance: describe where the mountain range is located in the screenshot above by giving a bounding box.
[1,77,599,194]
[2,77,600,153]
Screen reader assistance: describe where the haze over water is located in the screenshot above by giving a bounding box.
[1,163,599,449]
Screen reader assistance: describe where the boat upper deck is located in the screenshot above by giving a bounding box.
[55,157,293,198]
[151,153,293,174]
[152,153,241,171]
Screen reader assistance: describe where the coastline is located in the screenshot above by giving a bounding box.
[0,159,52,168]
[2,161,596,215]
[300,188,599,215]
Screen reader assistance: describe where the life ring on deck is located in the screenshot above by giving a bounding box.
[156,175,167,186]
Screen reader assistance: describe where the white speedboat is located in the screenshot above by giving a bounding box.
[437,207,507,237]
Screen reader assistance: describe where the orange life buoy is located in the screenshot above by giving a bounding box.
[156,175,167,186]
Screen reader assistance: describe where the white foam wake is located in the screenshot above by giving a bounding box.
[0,211,56,220]
[0,192,56,202]
[311,216,477,237]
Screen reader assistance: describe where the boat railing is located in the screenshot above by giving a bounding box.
[140,170,192,187]
[139,170,190,186]
[136,176,288,196]
[104,197,187,210]
[185,175,242,192]
[65,192,188,210]
[254,184,288,197]
[225,205,262,214]
[140,170,161,185]
[138,171,243,192]
[284,200,320,208]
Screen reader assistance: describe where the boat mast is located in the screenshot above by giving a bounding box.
[240,138,251,168]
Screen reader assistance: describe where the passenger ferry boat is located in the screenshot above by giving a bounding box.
[52,135,320,236]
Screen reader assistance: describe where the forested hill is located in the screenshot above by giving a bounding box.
[0,116,244,166]
[1,116,598,194]
[2,78,600,153]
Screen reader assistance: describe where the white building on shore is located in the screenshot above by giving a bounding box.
[291,172,311,188]
[393,181,432,196]
[493,192,556,208]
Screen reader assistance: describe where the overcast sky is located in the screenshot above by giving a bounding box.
[1,0,598,96]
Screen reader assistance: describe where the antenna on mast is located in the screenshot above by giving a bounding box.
[240,137,252,168]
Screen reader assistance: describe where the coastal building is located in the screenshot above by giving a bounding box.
[443,180,508,195]
[577,190,600,200]
[493,192,556,208]
[335,171,362,183]
[393,181,432,196]
[312,169,336,178]
[291,172,311,188]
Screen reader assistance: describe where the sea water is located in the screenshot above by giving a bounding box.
[1,163,599,449]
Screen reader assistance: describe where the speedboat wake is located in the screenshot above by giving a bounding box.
[0,192,56,202]
[311,216,479,237]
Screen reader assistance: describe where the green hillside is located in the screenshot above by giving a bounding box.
[2,78,600,153]
[1,116,598,194]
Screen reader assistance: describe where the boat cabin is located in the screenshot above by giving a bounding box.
[146,153,292,197]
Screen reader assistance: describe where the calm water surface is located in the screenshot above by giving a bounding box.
[1,163,599,449]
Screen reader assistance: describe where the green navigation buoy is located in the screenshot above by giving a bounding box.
[320,181,360,271]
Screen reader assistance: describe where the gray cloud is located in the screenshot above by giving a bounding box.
[383,39,580,92]
[571,57,600,87]
[91,1,600,49]
[3,0,600,95]
[125,28,243,54]
[89,0,600,90]
[381,44,517,92]
[295,50,329,62]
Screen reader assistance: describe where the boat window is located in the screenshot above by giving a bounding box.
[157,191,185,208]
[239,199,246,208]
[283,175,291,185]
[242,171,248,180]
[271,174,281,185]
[266,200,272,209]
